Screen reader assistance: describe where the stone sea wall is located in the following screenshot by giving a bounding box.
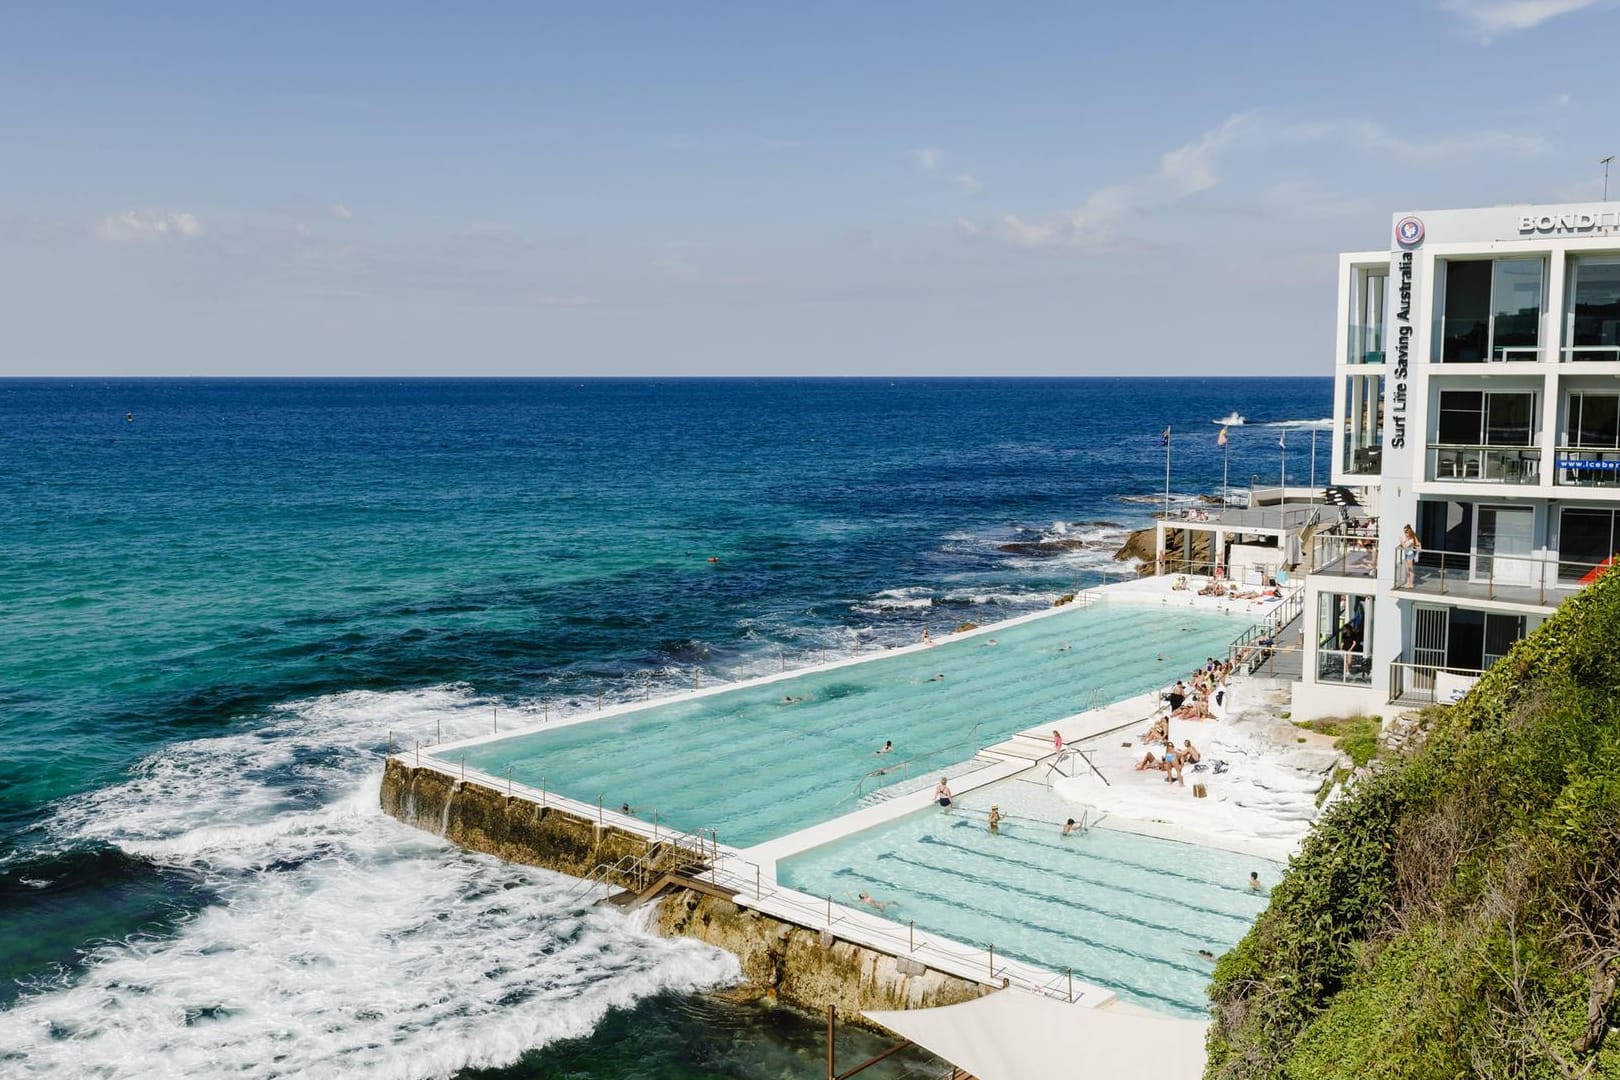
[379,758,990,1020]
[654,889,988,1017]
[379,758,689,887]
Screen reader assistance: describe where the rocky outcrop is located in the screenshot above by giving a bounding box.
[654,890,988,1020]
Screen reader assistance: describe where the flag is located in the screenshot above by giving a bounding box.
[1217,426,1228,447]
[1160,426,1171,448]
[1278,431,1287,450]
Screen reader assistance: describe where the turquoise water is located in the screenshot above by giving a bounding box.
[457,601,1245,847]
[778,784,1279,1017]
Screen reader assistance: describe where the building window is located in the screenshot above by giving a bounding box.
[1316,593,1370,685]
[1565,257,1620,361]
[1568,392,1620,449]
[1436,390,1536,445]
[1439,258,1544,362]
[1351,267,1387,365]
[1558,507,1618,582]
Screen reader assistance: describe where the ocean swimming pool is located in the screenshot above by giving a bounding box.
[777,779,1280,1017]
[455,600,1249,848]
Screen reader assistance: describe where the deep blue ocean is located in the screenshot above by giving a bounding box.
[0,377,1330,1078]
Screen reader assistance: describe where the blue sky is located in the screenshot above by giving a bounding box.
[2,1,1615,375]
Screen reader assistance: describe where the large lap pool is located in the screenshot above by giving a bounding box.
[778,780,1280,1017]
[456,601,1247,847]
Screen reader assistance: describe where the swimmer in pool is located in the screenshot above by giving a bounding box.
[1062,817,1080,836]
[876,740,893,755]
[857,891,894,912]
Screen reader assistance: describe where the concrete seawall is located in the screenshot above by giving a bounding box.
[379,758,990,1020]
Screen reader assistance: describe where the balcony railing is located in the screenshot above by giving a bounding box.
[1389,661,1488,706]
[1317,649,1372,686]
[1561,345,1620,363]
[1553,447,1620,487]
[1426,444,1541,484]
[1394,547,1606,607]
[1310,520,1378,578]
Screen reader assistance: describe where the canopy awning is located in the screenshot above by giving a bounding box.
[863,991,1208,1080]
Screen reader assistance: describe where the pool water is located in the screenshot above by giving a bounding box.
[777,781,1279,1017]
[456,601,1246,847]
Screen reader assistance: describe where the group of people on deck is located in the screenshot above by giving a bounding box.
[1160,657,1230,722]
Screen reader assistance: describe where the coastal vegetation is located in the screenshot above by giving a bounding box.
[1207,567,1620,1079]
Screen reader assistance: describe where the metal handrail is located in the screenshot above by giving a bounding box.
[1388,660,1489,705]
[1394,546,1604,606]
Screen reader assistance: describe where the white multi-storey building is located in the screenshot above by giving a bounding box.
[1295,201,1620,720]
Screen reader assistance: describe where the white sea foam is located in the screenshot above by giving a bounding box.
[5,685,738,1079]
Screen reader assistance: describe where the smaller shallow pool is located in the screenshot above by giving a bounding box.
[777,779,1279,1017]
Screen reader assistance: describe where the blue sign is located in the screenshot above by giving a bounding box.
[1557,458,1620,471]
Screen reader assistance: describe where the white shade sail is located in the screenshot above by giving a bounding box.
[863,991,1208,1080]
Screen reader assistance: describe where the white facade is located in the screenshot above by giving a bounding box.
[1295,201,1620,720]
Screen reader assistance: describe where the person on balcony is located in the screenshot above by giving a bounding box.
[1398,525,1420,588]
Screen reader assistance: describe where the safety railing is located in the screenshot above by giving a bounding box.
[1553,447,1620,487]
[1315,648,1373,686]
[1389,661,1488,706]
[1393,547,1604,606]
[1226,587,1303,672]
[1310,520,1378,578]
[1561,344,1620,362]
[1426,444,1541,484]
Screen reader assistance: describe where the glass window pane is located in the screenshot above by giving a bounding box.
[1438,390,1483,444]
[1559,508,1615,581]
[1571,258,1620,359]
[1484,392,1534,446]
[1491,259,1542,358]
[1572,393,1620,448]
[1442,260,1491,362]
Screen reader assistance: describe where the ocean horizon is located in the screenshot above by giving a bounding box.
[0,376,1332,1078]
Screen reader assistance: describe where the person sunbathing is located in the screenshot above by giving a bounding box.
[1171,575,1189,591]
[1135,750,1159,771]
[1141,715,1170,744]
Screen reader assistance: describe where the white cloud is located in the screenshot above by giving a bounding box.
[995,115,1246,249]
[329,203,353,220]
[1347,121,1544,162]
[295,222,314,239]
[98,210,205,241]
[954,216,981,236]
[912,147,941,171]
[954,172,983,194]
[1158,112,1251,195]
[1438,0,1603,38]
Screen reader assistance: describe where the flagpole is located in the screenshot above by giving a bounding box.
[1219,427,1230,508]
[1279,436,1287,531]
[1310,427,1318,501]
[1163,426,1171,521]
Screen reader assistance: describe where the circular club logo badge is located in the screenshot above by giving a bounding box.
[1396,216,1425,246]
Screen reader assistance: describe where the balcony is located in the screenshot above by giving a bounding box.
[1310,521,1377,578]
[1393,547,1602,610]
[1346,445,1382,476]
[1560,345,1620,363]
[1426,444,1541,484]
[1388,661,1487,706]
[1553,447,1620,488]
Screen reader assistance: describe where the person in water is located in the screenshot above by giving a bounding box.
[857,891,894,912]
[1062,817,1080,836]
[934,777,953,807]
[987,805,1002,833]
[1248,871,1264,892]
[876,740,893,754]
